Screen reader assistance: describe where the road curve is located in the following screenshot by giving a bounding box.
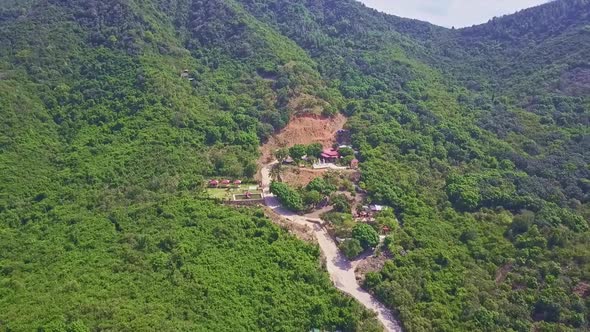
[261,163,403,332]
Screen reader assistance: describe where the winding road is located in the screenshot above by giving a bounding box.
[261,162,402,332]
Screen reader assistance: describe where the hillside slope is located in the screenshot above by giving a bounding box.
[0,0,380,331]
[228,1,590,331]
[0,0,589,331]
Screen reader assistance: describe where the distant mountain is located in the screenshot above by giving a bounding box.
[451,0,590,96]
[0,0,588,331]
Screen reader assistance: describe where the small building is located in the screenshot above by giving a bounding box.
[180,69,190,78]
[283,156,295,164]
[350,158,359,169]
[220,179,231,188]
[369,204,386,212]
[233,180,242,187]
[320,148,340,162]
[209,180,219,188]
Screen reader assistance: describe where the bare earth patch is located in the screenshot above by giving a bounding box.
[281,166,328,187]
[262,206,316,243]
[574,282,590,298]
[259,113,347,165]
[495,262,514,284]
[354,251,393,284]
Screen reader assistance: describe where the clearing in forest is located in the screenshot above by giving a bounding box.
[259,113,347,165]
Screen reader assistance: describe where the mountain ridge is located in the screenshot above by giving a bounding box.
[0,0,589,331]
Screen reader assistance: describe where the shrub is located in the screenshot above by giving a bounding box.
[339,239,363,259]
[270,181,304,212]
[307,177,336,195]
[352,224,379,249]
[303,190,322,207]
[331,194,351,213]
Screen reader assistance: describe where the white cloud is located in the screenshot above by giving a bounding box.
[358,0,550,28]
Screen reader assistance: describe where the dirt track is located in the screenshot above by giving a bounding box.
[261,162,403,332]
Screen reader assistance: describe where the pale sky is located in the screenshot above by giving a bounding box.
[358,0,550,28]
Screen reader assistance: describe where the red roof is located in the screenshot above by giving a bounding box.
[234,180,242,184]
[209,180,219,185]
[221,180,231,185]
[321,148,340,158]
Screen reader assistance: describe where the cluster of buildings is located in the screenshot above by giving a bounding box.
[354,205,393,233]
[354,205,386,221]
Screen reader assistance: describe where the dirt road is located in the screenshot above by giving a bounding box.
[261,163,402,332]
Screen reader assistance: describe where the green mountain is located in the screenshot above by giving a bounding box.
[0,0,589,331]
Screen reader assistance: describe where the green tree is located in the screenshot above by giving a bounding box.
[339,147,355,157]
[511,210,535,235]
[270,164,283,182]
[339,239,363,259]
[307,177,336,195]
[306,143,323,158]
[289,144,307,160]
[275,148,289,162]
[331,194,350,213]
[303,190,322,207]
[352,224,380,250]
[270,181,304,212]
[445,174,481,211]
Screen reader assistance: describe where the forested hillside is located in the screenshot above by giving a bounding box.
[1,0,589,331]
[0,0,378,331]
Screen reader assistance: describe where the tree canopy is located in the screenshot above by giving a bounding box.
[0,0,589,330]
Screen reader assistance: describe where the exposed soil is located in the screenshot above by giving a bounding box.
[262,206,316,243]
[354,251,392,284]
[495,262,514,284]
[259,113,347,165]
[573,282,590,298]
[281,166,328,187]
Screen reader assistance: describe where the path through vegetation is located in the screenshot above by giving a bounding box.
[261,162,402,332]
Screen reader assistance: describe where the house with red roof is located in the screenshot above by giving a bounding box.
[320,148,340,162]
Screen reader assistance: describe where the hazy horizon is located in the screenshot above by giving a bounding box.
[358,0,550,28]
